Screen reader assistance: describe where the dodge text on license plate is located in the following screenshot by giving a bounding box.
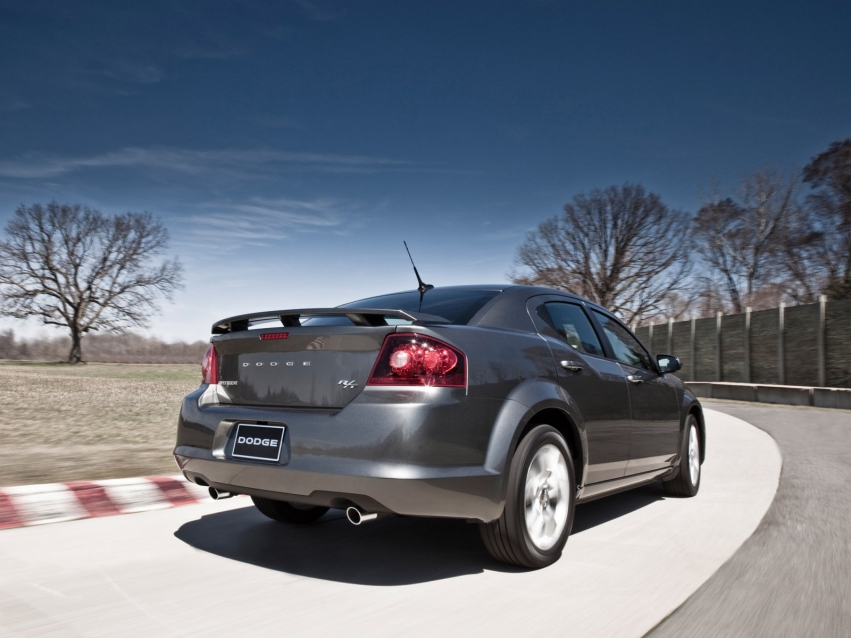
[232,424,285,462]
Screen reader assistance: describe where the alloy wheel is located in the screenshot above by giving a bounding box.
[523,443,570,550]
[688,424,700,485]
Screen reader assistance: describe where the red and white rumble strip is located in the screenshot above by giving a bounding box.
[0,476,212,530]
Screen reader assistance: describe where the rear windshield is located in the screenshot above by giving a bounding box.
[336,288,501,325]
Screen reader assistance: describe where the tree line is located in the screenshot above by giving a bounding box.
[513,138,851,324]
[0,329,207,364]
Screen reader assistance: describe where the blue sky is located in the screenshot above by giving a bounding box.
[1,0,849,341]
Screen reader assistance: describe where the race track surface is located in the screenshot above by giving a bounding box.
[648,401,851,638]
[0,410,779,637]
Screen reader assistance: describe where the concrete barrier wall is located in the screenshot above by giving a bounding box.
[684,382,851,410]
[635,296,851,389]
[813,387,851,410]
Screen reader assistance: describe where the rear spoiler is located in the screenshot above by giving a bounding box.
[211,308,450,334]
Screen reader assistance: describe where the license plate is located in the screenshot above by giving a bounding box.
[232,424,285,462]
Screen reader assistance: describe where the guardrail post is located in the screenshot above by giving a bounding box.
[715,311,722,381]
[818,294,826,387]
[690,315,696,381]
[744,307,752,383]
[667,317,673,354]
[778,302,785,385]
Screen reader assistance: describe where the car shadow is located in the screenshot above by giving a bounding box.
[174,485,664,586]
[572,482,666,534]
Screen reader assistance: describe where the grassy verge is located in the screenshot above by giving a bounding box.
[0,362,199,486]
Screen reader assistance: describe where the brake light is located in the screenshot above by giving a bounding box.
[201,344,219,384]
[367,334,466,387]
[260,332,289,340]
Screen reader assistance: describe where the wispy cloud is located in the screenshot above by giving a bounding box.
[93,64,165,84]
[187,197,356,246]
[0,147,410,180]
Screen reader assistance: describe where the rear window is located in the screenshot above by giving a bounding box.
[342,288,501,324]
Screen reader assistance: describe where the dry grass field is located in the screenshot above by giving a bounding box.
[0,362,199,486]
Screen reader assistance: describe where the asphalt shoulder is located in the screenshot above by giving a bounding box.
[647,401,851,638]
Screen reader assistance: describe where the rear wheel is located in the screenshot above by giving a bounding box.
[479,425,576,569]
[662,414,701,497]
[251,497,329,524]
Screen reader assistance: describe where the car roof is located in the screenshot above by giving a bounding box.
[348,284,606,312]
[336,284,621,334]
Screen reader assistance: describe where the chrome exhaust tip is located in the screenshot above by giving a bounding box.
[346,506,379,525]
[208,487,235,500]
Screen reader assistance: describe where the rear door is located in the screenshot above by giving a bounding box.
[589,310,680,476]
[528,296,632,483]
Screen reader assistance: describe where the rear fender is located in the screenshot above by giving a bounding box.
[484,380,588,496]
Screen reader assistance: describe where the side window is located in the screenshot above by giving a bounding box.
[542,302,604,356]
[591,310,652,370]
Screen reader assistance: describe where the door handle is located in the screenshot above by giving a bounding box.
[627,374,643,384]
[560,360,584,372]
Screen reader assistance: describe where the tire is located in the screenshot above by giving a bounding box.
[251,496,329,524]
[479,425,576,569]
[662,414,701,497]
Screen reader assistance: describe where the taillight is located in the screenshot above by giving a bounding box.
[367,334,466,387]
[201,344,219,384]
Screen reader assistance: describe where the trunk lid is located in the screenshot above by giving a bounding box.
[214,326,396,408]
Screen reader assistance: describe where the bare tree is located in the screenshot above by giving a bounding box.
[777,203,824,304]
[693,169,799,313]
[513,183,692,324]
[802,138,851,299]
[0,202,183,363]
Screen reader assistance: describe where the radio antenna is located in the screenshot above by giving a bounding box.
[403,241,434,302]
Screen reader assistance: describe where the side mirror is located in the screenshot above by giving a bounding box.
[656,354,682,374]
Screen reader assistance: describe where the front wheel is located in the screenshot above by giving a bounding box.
[662,414,701,497]
[479,425,576,569]
[251,497,329,524]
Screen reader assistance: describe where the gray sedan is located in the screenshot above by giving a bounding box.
[174,285,704,568]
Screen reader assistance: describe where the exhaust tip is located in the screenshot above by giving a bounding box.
[346,506,379,525]
[208,487,235,500]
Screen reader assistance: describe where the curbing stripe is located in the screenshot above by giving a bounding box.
[3,483,88,526]
[101,478,174,514]
[66,482,122,518]
[0,491,22,529]
[149,477,198,507]
[0,475,210,530]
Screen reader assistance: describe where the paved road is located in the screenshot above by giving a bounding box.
[0,411,779,637]
[648,401,851,638]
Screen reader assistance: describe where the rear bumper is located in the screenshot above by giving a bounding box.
[178,454,503,522]
[175,385,513,522]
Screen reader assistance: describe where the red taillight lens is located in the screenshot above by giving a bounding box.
[201,344,219,384]
[367,334,466,387]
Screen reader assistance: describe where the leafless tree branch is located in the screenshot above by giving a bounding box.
[802,138,851,299]
[693,169,802,313]
[512,183,692,324]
